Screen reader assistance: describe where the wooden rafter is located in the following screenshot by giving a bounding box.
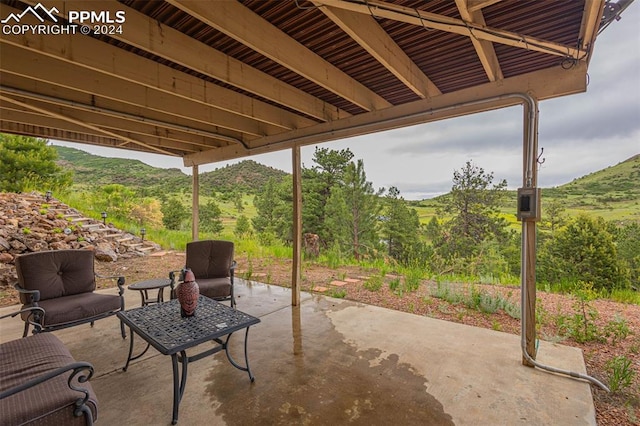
[184,61,587,166]
[315,0,584,60]
[580,0,607,63]
[20,0,349,124]
[454,0,503,82]
[315,3,441,98]
[0,93,177,156]
[166,0,392,112]
[467,0,503,13]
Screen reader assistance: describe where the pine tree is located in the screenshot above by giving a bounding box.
[0,133,72,192]
[381,187,421,263]
[438,161,508,258]
[161,196,189,230]
[252,177,292,242]
[538,214,627,291]
[252,178,281,234]
[326,159,381,260]
[199,199,223,234]
[234,215,252,238]
[302,147,354,244]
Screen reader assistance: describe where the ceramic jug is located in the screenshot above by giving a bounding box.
[176,268,199,317]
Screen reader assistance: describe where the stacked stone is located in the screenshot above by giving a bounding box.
[0,192,160,288]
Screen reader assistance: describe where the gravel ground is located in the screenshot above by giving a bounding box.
[2,252,638,425]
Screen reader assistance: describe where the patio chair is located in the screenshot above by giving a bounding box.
[170,240,236,308]
[14,249,126,338]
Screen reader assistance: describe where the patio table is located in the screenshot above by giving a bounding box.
[128,277,173,306]
[117,296,260,424]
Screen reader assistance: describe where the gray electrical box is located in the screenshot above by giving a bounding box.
[517,188,541,221]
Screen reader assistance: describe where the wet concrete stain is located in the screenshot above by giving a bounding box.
[204,299,454,425]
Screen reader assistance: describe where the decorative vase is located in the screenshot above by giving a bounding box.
[176,268,199,317]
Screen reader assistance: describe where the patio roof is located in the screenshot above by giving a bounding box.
[0,0,607,165]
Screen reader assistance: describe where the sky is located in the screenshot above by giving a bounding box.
[52,5,640,200]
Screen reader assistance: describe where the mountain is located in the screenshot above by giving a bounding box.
[55,146,189,192]
[55,146,288,194]
[545,154,640,202]
[407,154,640,224]
[199,160,288,194]
[56,145,638,220]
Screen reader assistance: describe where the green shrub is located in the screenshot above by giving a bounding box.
[556,282,604,343]
[363,276,383,292]
[329,288,347,298]
[389,277,401,295]
[606,356,636,393]
[402,267,424,293]
[604,315,631,345]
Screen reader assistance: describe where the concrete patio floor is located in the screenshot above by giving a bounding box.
[0,279,595,425]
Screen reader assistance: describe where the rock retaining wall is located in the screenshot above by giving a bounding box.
[0,192,161,288]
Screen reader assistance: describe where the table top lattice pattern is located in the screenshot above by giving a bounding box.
[118,296,259,354]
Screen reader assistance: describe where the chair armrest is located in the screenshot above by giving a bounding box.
[14,283,40,304]
[168,269,184,299]
[230,260,237,283]
[0,307,45,333]
[95,273,126,296]
[0,361,94,404]
[168,269,184,282]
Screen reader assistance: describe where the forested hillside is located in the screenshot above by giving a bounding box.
[55,146,287,194]
[56,146,187,192]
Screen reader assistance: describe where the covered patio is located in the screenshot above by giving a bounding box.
[0,0,628,423]
[0,0,622,365]
[0,281,595,425]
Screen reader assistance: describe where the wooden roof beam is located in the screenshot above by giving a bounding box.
[167,0,392,112]
[0,101,224,152]
[0,71,247,147]
[0,93,177,156]
[0,122,128,150]
[455,0,503,82]
[6,3,316,134]
[19,0,348,123]
[316,0,583,60]
[467,0,503,13]
[0,43,266,141]
[315,3,441,98]
[580,0,606,63]
[184,61,587,166]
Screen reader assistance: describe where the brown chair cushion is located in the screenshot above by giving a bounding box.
[186,240,234,279]
[0,333,98,425]
[16,250,96,303]
[196,277,232,300]
[22,293,122,328]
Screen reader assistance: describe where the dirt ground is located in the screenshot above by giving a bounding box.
[2,251,639,425]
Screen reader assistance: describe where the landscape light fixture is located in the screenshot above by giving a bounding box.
[101,211,107,225]
[140,228,146,241]
[45,191,52,202]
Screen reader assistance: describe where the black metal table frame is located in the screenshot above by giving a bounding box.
[117,297,260,424]
[127,278,173,306]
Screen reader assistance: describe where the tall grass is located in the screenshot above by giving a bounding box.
[50,189,639,307]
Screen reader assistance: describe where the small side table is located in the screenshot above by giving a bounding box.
[128,278,173,307]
